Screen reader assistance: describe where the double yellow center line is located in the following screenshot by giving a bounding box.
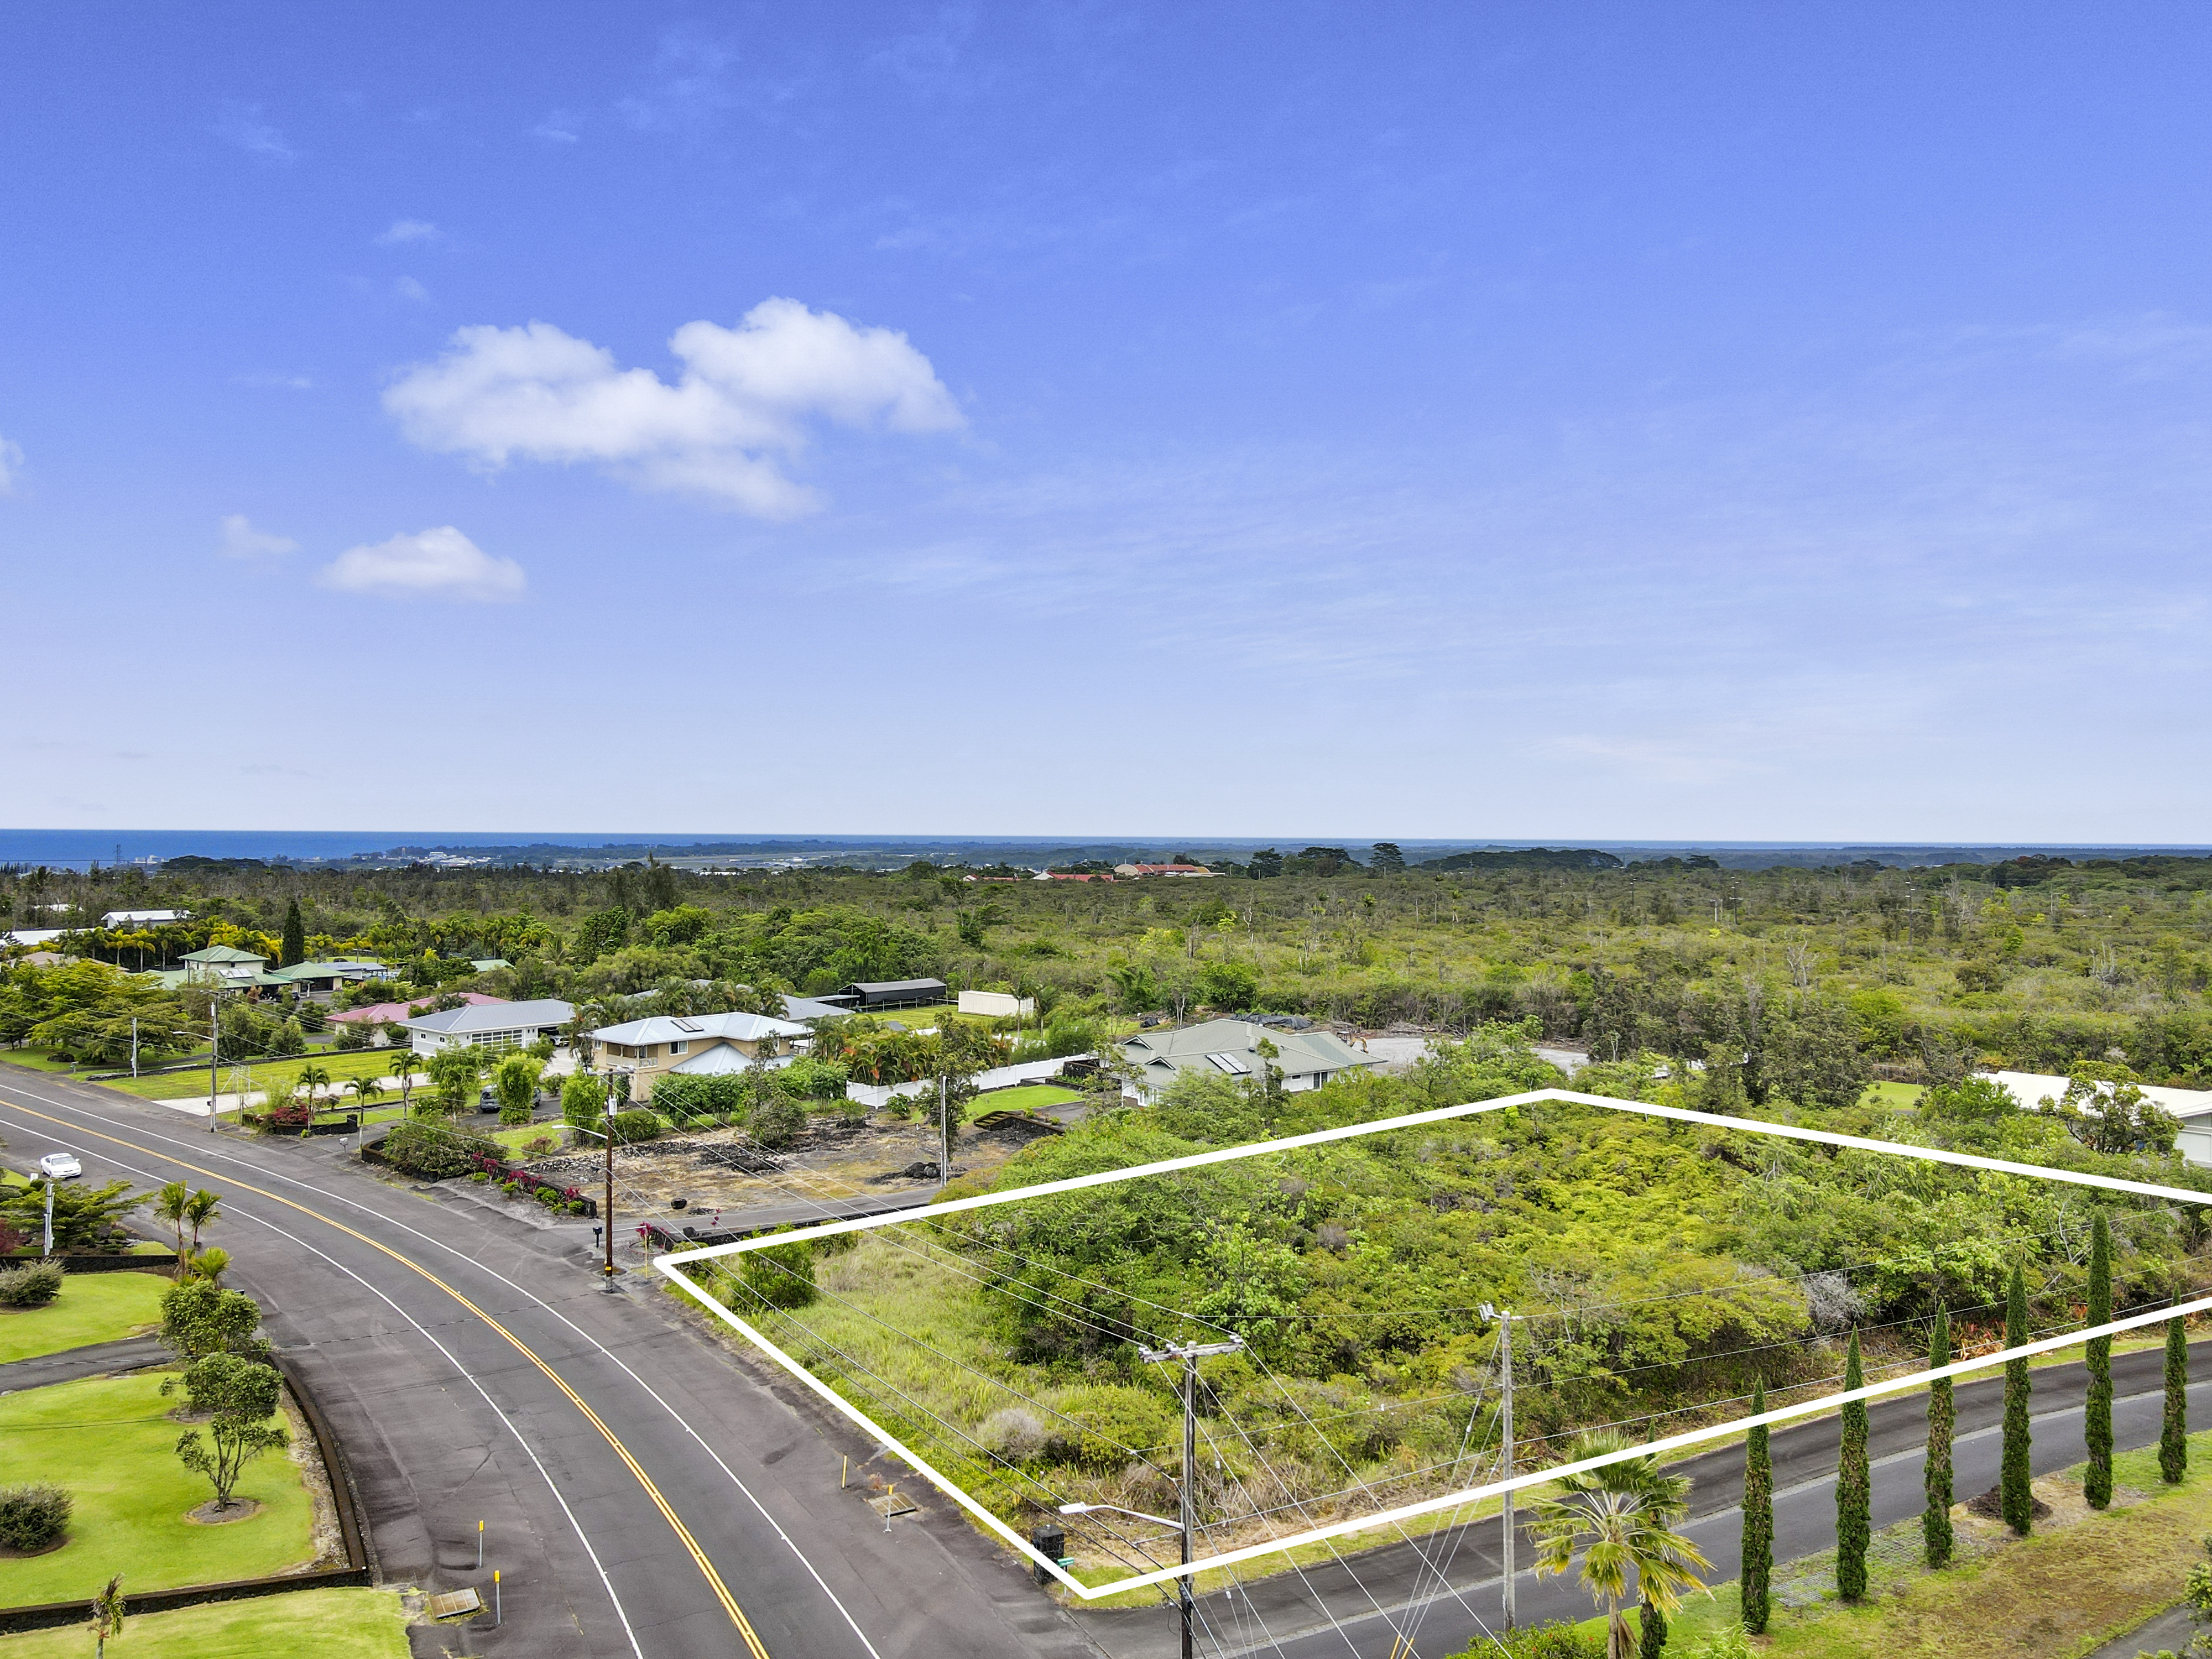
[2,1098,769,1658]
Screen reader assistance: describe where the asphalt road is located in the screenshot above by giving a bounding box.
[0,1071,1097,1659]
[1076,1325,2212,1657]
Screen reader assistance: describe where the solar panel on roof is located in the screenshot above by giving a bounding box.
[672,1018,702,1032]
[1204,1051,1251,1074]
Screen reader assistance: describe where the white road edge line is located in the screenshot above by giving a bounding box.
[0,1111,646,1659]
[0,1079,885,1659]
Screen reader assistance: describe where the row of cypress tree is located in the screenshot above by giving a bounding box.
[1738,1212,2193,1634]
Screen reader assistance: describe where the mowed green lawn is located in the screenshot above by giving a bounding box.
[0,1269,169,1364]
[971,1084,1081,1114]
[110,1048,421,1104]
[0,1588,409,1658]
[0,1373,317,1604]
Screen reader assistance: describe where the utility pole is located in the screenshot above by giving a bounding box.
[206,988,223,1134]
[43,1178,55,1258]
[1484,1303,1519,1629]
[1140,1337,1244,1659]
[602,1084,617,1293]
[938,1072,949,1185]
[130,1016,138,1079]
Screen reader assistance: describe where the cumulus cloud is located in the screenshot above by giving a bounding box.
[214,102,295,162]
[0,437,21,494]
[382,298,962,516]
[319,526,525,601]
[219,514,298,558]
[377,218,439,245]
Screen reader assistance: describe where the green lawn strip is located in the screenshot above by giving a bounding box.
[483,1121,575,1156]
[1560,1429,2212,1659]
[1859,1080,1928,1109]
[0,1269,169,1364]
[0,1373,317,1605]
[972,1084,1081,1114]
[0,1050,79,1074]
[0,1587,410,1658]
[109,1048,420,1104]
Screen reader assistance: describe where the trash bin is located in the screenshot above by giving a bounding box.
[1030,1522,1066,1585]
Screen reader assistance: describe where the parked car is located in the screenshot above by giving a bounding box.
[36,1152,83,1181]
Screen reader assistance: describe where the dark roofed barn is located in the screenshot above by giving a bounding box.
[844,978,949,1010]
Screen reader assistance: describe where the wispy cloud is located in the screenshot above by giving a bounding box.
[393,276,430,304]
[383,298,963,516]
[218,514,298,559]
[376,218,439,246]
[232,372,314,391]
[319,526,525,601]
[617,28,737,134]
[531,113,581,144]
[213,102,295,163]
[0,436,21,494]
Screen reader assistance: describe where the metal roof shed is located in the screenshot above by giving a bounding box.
[844,978,950,1010]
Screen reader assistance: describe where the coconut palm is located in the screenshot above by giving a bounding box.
[388,1046,419,1108]
[347,1074,386,1117]
[153,1180,191,1274]
[184,1188,221,1253]
[296,1062,332,1108]
[1530,1432,1712,1659]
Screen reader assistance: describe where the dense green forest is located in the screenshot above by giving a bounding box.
[11,849,2212,1081]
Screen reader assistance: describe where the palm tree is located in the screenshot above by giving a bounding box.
[184,1189,221,1253]
[92,1573,125,1659]
[296,1062,332,1107]
[189,1245,231,1286]
[1530,1432,1712,1659]
[153,1180,191,1274]
[388,1047,419,1109]
[347,1075,386,1118]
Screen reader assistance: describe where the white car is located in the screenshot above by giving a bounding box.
[36,1152,82,1181]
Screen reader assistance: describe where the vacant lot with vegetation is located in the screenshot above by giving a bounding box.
[0,1373,317,1605]
[0,1270,167,1364]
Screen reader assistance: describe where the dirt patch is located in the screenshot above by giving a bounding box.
[1966,1485,2055,1524]
[516,1113,1053,1223]
[185,1497,264,1525]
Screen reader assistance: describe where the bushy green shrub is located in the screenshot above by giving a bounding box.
[748,1096,805,1149]
[652,1072,748,1124]
[380,1121,499,1180]
[1043,1384,1178,1472]
[732,1239,816,1308]
[1452,1621,1603,1659]
[333,1021,370,1051]
[780,1056,851,1101]
[499,1104,533,1125]
[0,1484,72,1551]
[0,1261,65,1308]
[560,1071,609,1133]
[611,1109,662,1144]
[295,1001,328,1034]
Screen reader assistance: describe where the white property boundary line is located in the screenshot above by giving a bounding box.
[654,1086,2212,1598]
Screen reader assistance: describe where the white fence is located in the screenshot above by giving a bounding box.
[844,1055,1092,1112]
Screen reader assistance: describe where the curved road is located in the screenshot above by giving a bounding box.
[0,1071,1095,1659]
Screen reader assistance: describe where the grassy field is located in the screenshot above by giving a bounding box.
[108,1049,421,1105]
[1861,1079,1929,1109]
[972,1083,1081,1114]
[485,1121,572,1156]
[0,1269,169,1364]
[0,1588,410,1658]
[0,1373,317,1605]
[0,1049,82,1074]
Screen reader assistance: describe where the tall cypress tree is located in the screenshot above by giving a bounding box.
[1924,1307,1954,1567]
[2162,1314,2190,1484]
[279,897,306,968]
[1743,1378,1773,1633]
[2001,1264,2034,1535]
[1837,1328,1870,1600]
[1638,1599,1667,1658]
[2085,1212,2114,1509]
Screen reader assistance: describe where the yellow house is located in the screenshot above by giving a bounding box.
[586,1010,811,1100]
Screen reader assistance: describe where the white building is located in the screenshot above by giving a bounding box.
[1986,1070,2212,1167]
[404,998,575,1056]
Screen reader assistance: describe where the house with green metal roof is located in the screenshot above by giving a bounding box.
[268,959,390,997]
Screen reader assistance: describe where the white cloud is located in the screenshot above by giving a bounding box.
[394,275,430,304]
[219,514,298,558]
[319,526,525,601]
[0,437,21,494]
[532,114,581,143]
[213,102,295,162]
[382,298,963,517]
[377,218,439,245]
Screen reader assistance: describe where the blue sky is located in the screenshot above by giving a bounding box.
[4,3,2210,840]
